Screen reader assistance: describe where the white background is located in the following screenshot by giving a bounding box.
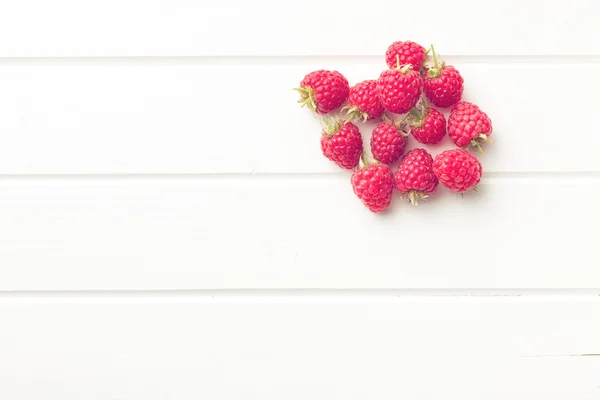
[0,0,599,398]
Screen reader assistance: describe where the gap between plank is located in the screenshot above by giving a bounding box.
[0,289,599,300]
[0,55,598,66]
[0,171,598,183]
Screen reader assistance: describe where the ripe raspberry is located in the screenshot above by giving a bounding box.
[423,46,464,108]
[351,157,394,213]
[370,120,408,164]
[408,101,446,144]
[433,149,482,193]
[376,65,423,114]
[320,119,363,169]
[385,41,427,70]
[295,70,349,114]
[448,101,493,152]
[394,148,438,206]
[342,80,384,123]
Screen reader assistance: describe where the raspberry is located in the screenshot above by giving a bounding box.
[433,149,482,193]
[370,120,407,164]
[351,158,394,213]
[423,46,464,108]
[408,101,447,144]
[448,101,493,152]
[342,80,384,123]
[385,41,427,70]
[320,119,363,169]
[295,70,349,114]
[376,66,423,114]
[394,148,438,205]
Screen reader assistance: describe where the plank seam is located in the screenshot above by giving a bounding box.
[0,55,598,65]
[1,289,599,297]
[0,171,598,182]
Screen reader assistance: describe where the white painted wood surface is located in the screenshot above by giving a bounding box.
[0,62,598,174]
[0,0,597,56]
[1,296,600,399]
[0,0,599,398]
[0,177,597,290]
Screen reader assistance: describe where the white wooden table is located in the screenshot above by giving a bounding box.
[0,0,599,398]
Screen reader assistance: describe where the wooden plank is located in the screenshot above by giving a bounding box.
[0,177,597,290]
[0,297,599,399]
[0,0,597,56]
[0,62,597,174]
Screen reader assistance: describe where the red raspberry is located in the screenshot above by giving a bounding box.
[370,120,407,164]
[295,70,349,114]
[320,120,363,169]
[448,101,493,152]
[423,46,464,108]
[342,80,384,123]
[385,41,427,70]
[376,66,423,114]
[408,101,446,144]
[433,149,482,193]
[351,159,394,213]
[394,149,438,206]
